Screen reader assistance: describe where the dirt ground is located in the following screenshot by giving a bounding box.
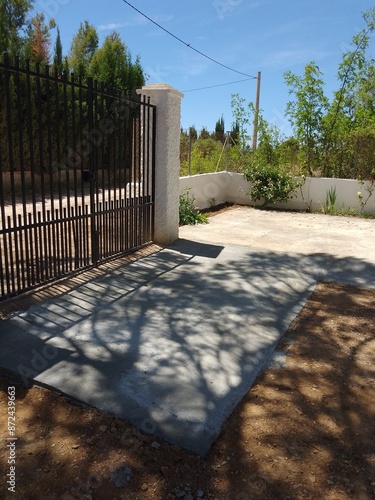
[0,279,374,500]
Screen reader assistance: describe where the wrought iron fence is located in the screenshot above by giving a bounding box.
[0,54,156,300]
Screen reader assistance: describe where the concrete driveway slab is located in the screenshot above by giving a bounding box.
[1,207,374,456]
[179,206,375,260]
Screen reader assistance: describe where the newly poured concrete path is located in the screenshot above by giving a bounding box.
[1,207,374,455]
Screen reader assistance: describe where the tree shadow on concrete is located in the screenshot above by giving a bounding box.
[0,240,374,498]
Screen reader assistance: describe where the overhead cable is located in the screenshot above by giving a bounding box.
[121,0,256,78]
[183,77,255,93]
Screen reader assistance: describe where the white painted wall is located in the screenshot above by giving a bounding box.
[180,173,375,215]
[180,172,230,208]
[275,177,375,214]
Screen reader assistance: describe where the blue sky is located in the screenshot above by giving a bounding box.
[34,0,375,137]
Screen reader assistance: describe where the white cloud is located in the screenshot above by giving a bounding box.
[98,13,173,32]
[262,47,331,69]
[98,23,125,31]
[154,14,173,24]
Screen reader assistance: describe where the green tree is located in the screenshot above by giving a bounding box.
[0,0,33,58]
[321,7,375,178]
[180,130,190,168]
[130,55,145,90]
[88,31,145,91]
[215,115,225,143]
[230,121,240,145]
[284,61,329,175]
[254,112,285,168]
[231,93,252,149]
[68,20,98,79]
[180,137,222,175]
[53,27,63,74]
[328,8,375,133]
[189,125,198,141]
[26,12,52,64]
[199,127,210,140]
[277,138,300,173]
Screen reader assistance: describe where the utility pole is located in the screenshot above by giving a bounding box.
[188,128,192,176]
[225,131,231,172]
[252,71,261,151]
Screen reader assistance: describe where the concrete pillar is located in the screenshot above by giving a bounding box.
[137,84,183,246]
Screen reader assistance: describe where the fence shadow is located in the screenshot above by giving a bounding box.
[0,241,374,497]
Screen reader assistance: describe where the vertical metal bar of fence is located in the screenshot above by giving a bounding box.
[129,104,136,249]
[4,55,19,293]
[143,97,147,242]
[138,97,143,246]
[151,104,156,242]
[0,107,6,296]
[54,65,64,275]
[98,83,105,259]
[25,59,41,284]
[70,73,79,270]
[45,64,57,278]
[121,96,128,252]
[14,57,27,289]
[145,97,151,244]
[78,75,87,267]
[117,96,123,206]
[87,78,98,264]
[116,97,122,254]
[62,71,71,272]
[141,97,146,244]
[92,80,100,259]
[35,62,49,280]
[121,97,128,252]
[136,99,141,246]
[47,209,52,273]
[150,99,155,242]
[8,58,26,287]
[113,92,119,256]
[7,216,15,293]
[110,88,115,257]
[107,96,112,256]
[135,99,141,247]
[147,99,154,241]
[17,213,25,289]
[102,84,108,259]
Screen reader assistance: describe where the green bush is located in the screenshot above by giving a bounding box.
[179,188,208,226]
[322,186,337,214]
[180,137,223,176]
[244,164,301,207]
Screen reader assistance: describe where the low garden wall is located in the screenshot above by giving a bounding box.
[180,172,375,215]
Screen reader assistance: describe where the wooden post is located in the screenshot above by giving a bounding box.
[252,71,261,151]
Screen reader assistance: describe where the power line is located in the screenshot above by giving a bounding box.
[121,0,256,79]
[183,77,255,93]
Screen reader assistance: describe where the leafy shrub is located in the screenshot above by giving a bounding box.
[179,188,208,226]
[322,186,337,214]
[180,138,223,176]
[244,164,301,207]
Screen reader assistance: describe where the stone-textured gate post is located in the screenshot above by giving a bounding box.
[137,84,183,246]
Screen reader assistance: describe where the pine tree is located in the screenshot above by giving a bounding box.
[230,121,240,144]
[88,31,145,91]
[199,127,210,140]
[0,0,33,59]
[27,13,51,64]
[53,27,63,74]
[189,126,198,141]
[68,21,98,79]
[215,115,225,143]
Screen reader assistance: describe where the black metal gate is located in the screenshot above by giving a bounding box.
[0,55,156,300]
